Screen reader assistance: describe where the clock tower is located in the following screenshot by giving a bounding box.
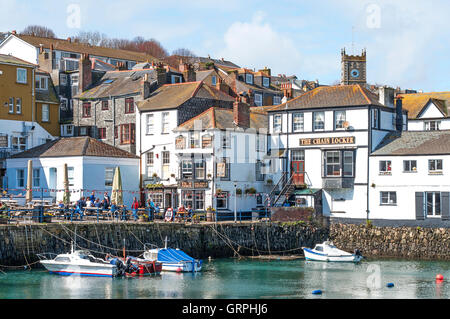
[340,48,366,86]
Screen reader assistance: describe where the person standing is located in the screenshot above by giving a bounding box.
[147,198,155,221]
[131,197,139,221]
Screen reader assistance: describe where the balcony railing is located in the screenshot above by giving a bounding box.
[0,148,21,160]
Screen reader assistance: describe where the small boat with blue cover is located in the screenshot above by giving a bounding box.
[142,239,202,272]
[302,241,363,263]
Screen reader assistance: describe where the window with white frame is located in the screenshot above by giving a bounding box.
[105,167,114,187]
[429,159,443,174]
[380,191,397,205]
[216,192,228,210]
[217,157,230,180]
[292,113,304,132]
[8,98,14,114]
[16,169,25,188]
[16,98,21,114]
[291,150,305,161]
[211,75,217,86]
[146,114,154,135]
[263,77,270,87]
[189,131,200,148]
[334,110,346,130]
[325,151,341,176]
[343,151,354,177]
[313,111,325,131]
[146,152,154,166]
[424,121,440,131]
[195,160,206,179]
[67,167,75,187]
[35,75,48,90]
[273,114,282,133]
[16,68,27,84]
[11,136,26,151]
[161,112,170,134]
[254,93,263,106]
[403,160,417,172]
[60,74,67,86]
[426,192,441,216]
[273,96,281,105]
[32,168,40,187]
[181,160,193,179]
[379,160,392,174]
[42,104,49,122]
[245,74,253,84]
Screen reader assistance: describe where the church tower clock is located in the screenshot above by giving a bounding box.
[341,48,367,86]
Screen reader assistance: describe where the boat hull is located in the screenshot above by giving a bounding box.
[161,261,202,272]
[303,248,362,263]
[40,261,119,277]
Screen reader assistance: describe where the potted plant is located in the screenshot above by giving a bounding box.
[43,212,53,223]
[236,188,242,196]
[138,214,148,222]
[207,173,212,179]
[245,187,257,195]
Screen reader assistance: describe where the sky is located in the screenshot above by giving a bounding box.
[1,0,450,92]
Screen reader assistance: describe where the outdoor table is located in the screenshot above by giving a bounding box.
[84,207,105,222]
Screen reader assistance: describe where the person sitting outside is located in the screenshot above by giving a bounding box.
[187,205,194,222]
[146,198,155,221]
[110,201,118,220]
[176,205,186,222]
[131,197,139,221]
[89,192,96,203]
[71,198,85,221]
[103,192,111,207]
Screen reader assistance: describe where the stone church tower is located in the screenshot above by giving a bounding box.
[341,48,366,86]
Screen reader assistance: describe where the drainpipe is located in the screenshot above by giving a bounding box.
[31,68,35,148]
[112,96,116,147]
[367,106,371,222]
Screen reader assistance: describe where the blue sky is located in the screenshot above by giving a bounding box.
[2,0,450,92]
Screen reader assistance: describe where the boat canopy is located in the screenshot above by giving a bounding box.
[158,248,195,263]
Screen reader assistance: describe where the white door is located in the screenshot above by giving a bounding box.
[49,167,57,200]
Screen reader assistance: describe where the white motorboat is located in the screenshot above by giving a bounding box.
[38,244,125,277]
[142,239,202,273]
[302,241,363,263]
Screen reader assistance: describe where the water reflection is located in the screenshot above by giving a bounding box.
[1,259,450,299]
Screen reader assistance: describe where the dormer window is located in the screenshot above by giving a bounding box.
[35,75,48,90]
[211,75,217,86]
[263,77,270,87]
[245,74,253,84]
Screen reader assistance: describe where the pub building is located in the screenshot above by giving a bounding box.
[267,84,407,220]
[173,96,270,215]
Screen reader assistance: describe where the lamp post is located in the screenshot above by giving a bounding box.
[234,182,237,223]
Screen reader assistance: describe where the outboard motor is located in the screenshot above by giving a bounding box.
[110,258,126,276]
[354,249,362,257]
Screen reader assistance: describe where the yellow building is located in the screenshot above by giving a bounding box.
[0,54,58,187]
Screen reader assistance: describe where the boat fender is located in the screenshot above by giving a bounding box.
[436,274,444,281]
[312,290,322,295]
[386,283,394,288]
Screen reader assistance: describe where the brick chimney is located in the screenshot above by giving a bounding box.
[215,77,229,95]
[156,62,167,85]
[179,61,196,82]
[281,82,293,99]
[141,72,156,99]
[11,30,16,35]
[67,37,71,43]
[233,95,250,128]
[395,96,404,131]
[79,53,92,92]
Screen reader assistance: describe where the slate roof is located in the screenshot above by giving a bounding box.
[15,34,158,63]
[0,53,36,67]
[10,137,138,159]
[196,70,214,82]
[371,131,450,156]
[74,69,157,100]
[267,84,383,112]
[137,81,235,112]
[175,107,268,131]
[35,70,60,104]
[397,92,450,119]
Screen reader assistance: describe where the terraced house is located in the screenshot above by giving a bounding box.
[0,54,58,187]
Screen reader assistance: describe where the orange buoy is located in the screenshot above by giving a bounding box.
[436,274,444,281]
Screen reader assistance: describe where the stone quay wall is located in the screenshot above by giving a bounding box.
[0,222,329,268]
[2,221,450,268]
[330,223,450,260]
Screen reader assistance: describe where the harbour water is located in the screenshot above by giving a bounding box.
[0,258,450,299]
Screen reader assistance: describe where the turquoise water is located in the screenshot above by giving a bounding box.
[1,258,450,299]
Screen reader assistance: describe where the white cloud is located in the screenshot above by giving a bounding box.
[216,12,302,76]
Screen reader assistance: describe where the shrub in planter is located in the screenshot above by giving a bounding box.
[236,188,242,195]
[245,187,257,195]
